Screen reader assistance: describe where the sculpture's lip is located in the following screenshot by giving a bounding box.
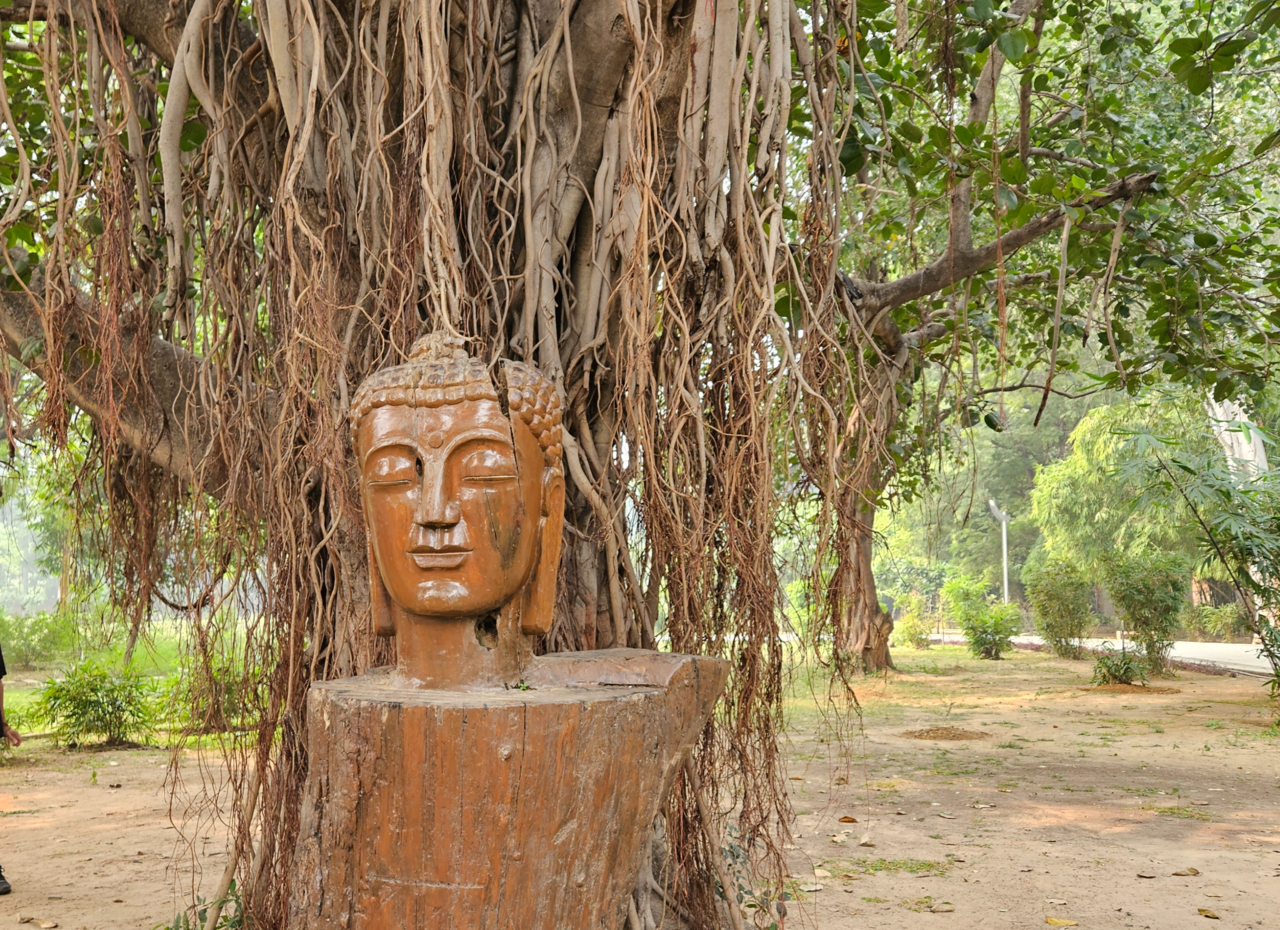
[407,548,471,569]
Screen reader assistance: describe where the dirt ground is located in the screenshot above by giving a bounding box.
[0,646,1277,929]
[0,738,230,929]
[774,646,1280,929]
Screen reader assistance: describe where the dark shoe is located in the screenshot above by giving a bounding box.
[0,865,10,894]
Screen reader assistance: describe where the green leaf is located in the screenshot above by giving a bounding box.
[838,133,865,176]
[18,335,43,362]
[970,0,994,20]
[1186,64,1212,95]
[1253,128,1280,157]
[897,120,924,144]
[1193,231,1218,248]
[179,119,207,152]
[983,411,1006,432]
[1000,156,1028,185]
[1168,36,1203,57]
[996,186,1018,213]
[996,30,1028,61]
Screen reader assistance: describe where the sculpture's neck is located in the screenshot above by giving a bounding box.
[392,602,529,689]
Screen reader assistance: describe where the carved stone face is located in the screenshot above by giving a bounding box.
[358,399,546,619]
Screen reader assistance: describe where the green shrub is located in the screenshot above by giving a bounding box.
[1092,644,1148,686]
[1101,549,1189,675]
[165,658,264,734]
[1024,558,1094,659]
[960,602,1022,660]
[32,660,159,746]
[942,577,1020,659]
[890,594,933,650]
[940,575,989,628]
[1180,603,1246,641]
[0,609,75,670]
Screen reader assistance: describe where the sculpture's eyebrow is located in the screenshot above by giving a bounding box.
[439,428,516,459]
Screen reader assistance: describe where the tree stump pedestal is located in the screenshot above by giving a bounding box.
[288,648,727,930]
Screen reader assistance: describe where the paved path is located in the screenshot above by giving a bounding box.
[933,632,1275,676]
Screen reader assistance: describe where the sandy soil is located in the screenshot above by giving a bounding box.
[0,742,230,930]
[0,647,1276,929]
[774,648,1280,929]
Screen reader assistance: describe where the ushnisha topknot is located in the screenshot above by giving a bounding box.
[350,332,563,473]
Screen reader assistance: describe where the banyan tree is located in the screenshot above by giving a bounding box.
[3,0,1274,918]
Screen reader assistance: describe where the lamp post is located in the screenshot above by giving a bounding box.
[988,499,1010,604]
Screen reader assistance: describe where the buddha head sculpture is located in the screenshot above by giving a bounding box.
[350,333,565,688]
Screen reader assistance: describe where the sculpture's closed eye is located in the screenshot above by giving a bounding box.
[460,447,517,481]
[367,448,417,487]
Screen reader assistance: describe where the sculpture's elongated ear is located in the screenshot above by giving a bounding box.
[369,537,396,637]
[519,468,566,635]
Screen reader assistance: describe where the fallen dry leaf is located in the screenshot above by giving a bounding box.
[938,812,957,820]
[1048,899,1068,906]
[1173,868,1201,876]
[859,834,876,848]
[1045,918,1078,927]
[1198,909,1220,920]
[930,904,955,913]
[839,815,858,823]
[1137,872,1157,879]
[814,868,832,879]
[829,835,848,845]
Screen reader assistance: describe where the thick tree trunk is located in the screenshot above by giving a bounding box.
[840,497,895,672]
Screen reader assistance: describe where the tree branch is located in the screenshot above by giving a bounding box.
[0,259,268,504]
[855,170,1157,314]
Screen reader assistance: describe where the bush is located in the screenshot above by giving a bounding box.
[1102,549,1189,675]
[1092,644,1148,686]
[943,577,1020,659]
[890,594,933,650]
[0,609,74,670]
[32,660,159,746]
[940,575,988,628]
[1024,558,1094,659]
[1180,602,1246,642]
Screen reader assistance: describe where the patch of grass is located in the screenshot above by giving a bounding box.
[827,857,949,876]
[1141,804,1210,821]
[861,897,889,904]
[1204,720,1225,730]
[900,896,937,912]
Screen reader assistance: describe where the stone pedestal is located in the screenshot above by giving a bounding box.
[288,649,727,930]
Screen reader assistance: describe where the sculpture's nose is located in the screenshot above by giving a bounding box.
[414,462,461,527]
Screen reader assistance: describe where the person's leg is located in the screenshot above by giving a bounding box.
[0,864,10,894]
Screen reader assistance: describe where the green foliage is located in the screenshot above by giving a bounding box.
[1101,548,1190,675]
[1092,644,1149,686]
[154,880,249,930]
[32,660,159,746]
[890,594,933,650]
[0,609,74,669]
[165,655,264,734]
[1023,559,1094,659]
[1180,603,1248,641]
[940,575,989,628]
[943,577,1019,659]
[1030,395,1213,569]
